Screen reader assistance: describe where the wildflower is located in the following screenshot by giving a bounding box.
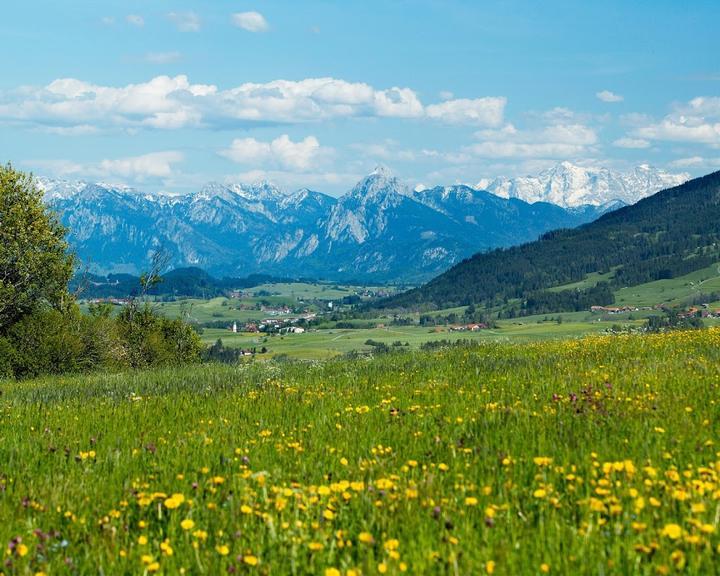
[181,519,195,531]
[138,535,148,545]
[359,532,374,545]
[384,539,400,551]
[160,540,173,556]
[486,560,496,574]
[465,496,479,506]
[378,563,388,574]
[164,493,185,509]
[323,509,336,520]
[243,555,259,566]
[241,504,253,514]
[541,563,550,573]
[661,524,683,540]
[308,542,324,551]
[533,488,547,499]
[216,544,230,556]
[325,569,341,576]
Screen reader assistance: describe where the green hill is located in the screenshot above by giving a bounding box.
[379,170,720,314]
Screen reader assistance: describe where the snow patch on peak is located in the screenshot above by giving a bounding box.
[482,162,689,208]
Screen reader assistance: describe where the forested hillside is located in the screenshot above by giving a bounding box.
[380,170,720,313]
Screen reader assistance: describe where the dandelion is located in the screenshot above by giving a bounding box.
[180,519,195,530]
[486,560,496,574]
[465,496,479,506]
[661,523,683,540]
[359,532,374,545]
[243,555,259,566]
[215,544,230,556]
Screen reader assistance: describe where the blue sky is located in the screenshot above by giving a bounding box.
[1,0,719,195]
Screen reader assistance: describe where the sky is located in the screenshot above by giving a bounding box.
[1,0,719,195]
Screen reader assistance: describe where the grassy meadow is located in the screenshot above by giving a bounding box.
[2,329,720,574]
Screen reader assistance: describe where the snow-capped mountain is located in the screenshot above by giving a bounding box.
[41,164,665,281]
[482,162,689,208]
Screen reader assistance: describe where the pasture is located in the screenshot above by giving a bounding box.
[2,330,719,574]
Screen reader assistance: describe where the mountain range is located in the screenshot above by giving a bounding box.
[478,161,688,208]
[39,163,686,283]
[380,169,720,313]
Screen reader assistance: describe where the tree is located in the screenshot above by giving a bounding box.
[0,164,74,330]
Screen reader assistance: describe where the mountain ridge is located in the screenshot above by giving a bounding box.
[37,163,681,282]
[378,169,720,313]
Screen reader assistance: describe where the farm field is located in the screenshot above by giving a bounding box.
[200,315,652,360]
[2,330,720,574]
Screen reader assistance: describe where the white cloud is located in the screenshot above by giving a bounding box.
[126,14,145,27]
[635,118,720,145]
[467,123,598,158]
[167,11,201,32]
[231,11,269,32]
[613,137,650,149]
[596,90,623,103]
[439,91,454,101]
[0,75,502,131]
[219,135,330,171]
[34,151,184,181]
[669,156,720,169]
[628,96,720,146]
[225,169,359,192]
[426,97,506,126]
[99,151,184,178]
[144,52,182,64]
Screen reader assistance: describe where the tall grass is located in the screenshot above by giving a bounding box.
[1,330,719,574]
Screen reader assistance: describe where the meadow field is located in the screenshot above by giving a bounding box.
[2,329,720,574]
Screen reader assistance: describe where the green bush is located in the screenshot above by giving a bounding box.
[116,304,203,369]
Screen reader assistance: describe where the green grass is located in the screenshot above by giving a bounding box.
[3,330,720,574]
[201,317,642,361]
[615,263,720,307]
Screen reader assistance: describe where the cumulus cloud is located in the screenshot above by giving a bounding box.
[467,123,598,158]
[628,96,720,146]
[426,97,506,126]
[35,152,184,181]
[99,151,184,178]
[0,75,501,131]
[669,156,720,169]
[126,14,144,27]
[144,52,182,64]
[167,11,201,32]
[232,11,269,32]
[219,135,330,171]
[613,137,650,149]
[596,90,623,103]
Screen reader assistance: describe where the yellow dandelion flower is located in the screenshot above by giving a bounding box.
[661,523,683,540]
[243,555,259,566]
[181,519,195,531]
